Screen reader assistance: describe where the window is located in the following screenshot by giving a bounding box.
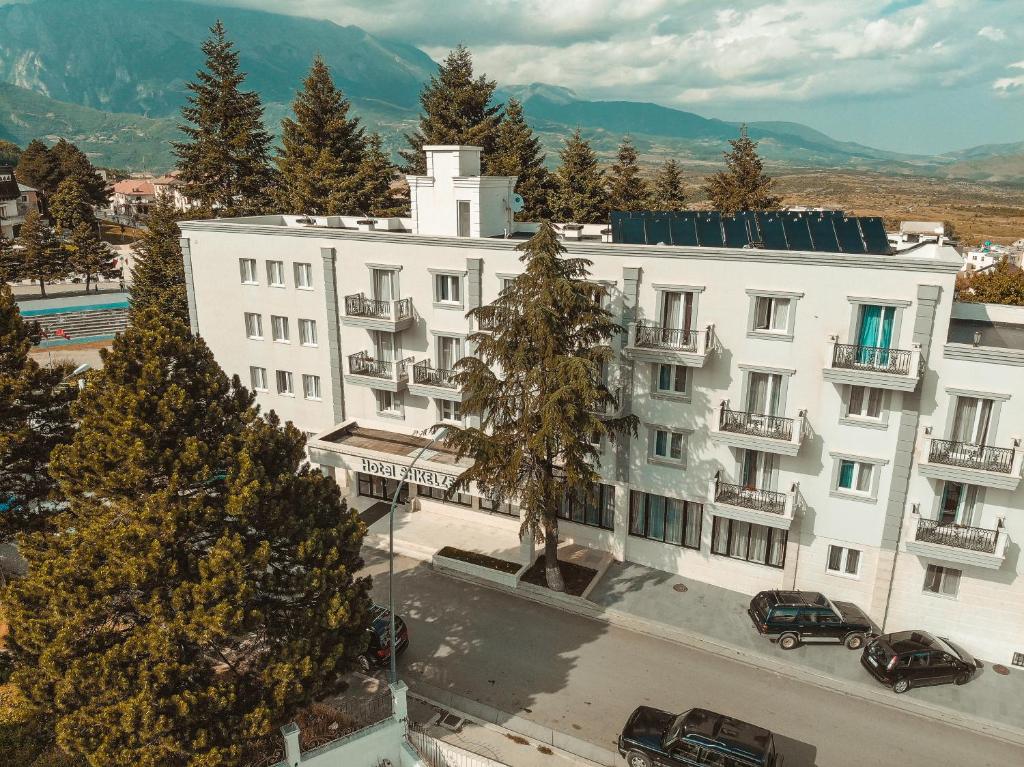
[438,399,462,423]
[436,335,463,370]
[837,460,873,494]
[480,494,516,516]
[846,386,884,420]
[244,312,263,339]
[651,428,686,465]
[358,473,408,503]
[267,260,285,287]
[298,319,317,346]
[457,200,471,237]
[294,262,313,289]
[239,258,258,284]
[371,268,396,301]
[711,517,787,568]
[249,366,268,391]
[375,389,401,415]
[655,364,688,396]
[826,545,861,576]
[302,374,321,400]
[435,274,461,305]
[629,491,701,548]
[417,484,472,506]
[559,483,616,530]
[275,370,293,396]
[754,296,789,332]
[923,565,961,598]
[271,315,290,343]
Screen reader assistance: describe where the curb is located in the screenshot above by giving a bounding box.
[431,562,1024,750]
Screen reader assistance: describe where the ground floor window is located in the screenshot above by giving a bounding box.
[826,545,861,576]
[628,491,701,548]
[417,484,472,507]
[357,472,408,503]
[711,517,786,568]
[479,494,516,516]
[923,564,961,597]
[558,482,615,530]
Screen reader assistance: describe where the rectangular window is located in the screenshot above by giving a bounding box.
[457,200,471,237]
[837,459,873,493]
[358,473,408,503]
[244,312,263,339]
[249,366,267,391]
[923,564,961,597]
[628,491,701,548]
[847,386,883,419]
[656,364,687,395]
[436,335,463,370]
[438,399,462,423]
[559,483,616,531]
[267,260,285,287]
[294,262,313,289]
[826,545,861,576]
[435,274,461,304]
[275,370,293,396]
[711,516,787,568]
[298,318,317,346]
[753,296,790,331]
[271,315,290,343]
[417,484,472,506]
[480,494,516,516]
[239,258,258,284]
[302,374,321,400]
[652,428,686,463]
[375,389,401,415]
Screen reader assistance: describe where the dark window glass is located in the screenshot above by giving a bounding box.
[558,483,615,531]
[628,491,701,549]
[710,515,786,569]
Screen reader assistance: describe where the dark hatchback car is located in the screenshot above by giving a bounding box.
[619,706,779,767]
[358,603,410,673]
[749,590,874,650]
[861,630,977,693]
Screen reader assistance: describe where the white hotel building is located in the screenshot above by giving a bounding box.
[181,146,1024,666]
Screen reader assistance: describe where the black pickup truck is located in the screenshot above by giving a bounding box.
[618,706,779,767]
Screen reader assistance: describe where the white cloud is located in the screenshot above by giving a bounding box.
[993,60,1024,95]
[978,26,1005,41]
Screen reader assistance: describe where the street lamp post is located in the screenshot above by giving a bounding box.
[387,427,448,685]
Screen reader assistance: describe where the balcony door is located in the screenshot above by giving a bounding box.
[740,450,775,490]
[371,269,395,302]
[938,481,978,527]
[746,372,782,416]
[857,305,895,349]
[373,330,395,362]
[951,396,992,446]
[660,291,694,332]
[437,335,463,370]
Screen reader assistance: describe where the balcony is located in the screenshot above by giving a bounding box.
[822,339,922,392]
[407,360,465,402]
[905,517,1008,570]
[341,293,414,332]
[344,351,413,392]
[917,436,1023,491]
[624,321,715,367]
[707,475,795,530]
[710,402,805,456]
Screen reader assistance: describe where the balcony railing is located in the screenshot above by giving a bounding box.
[831,343,913,375]
[412,360,458,389]
[719,408,794,441]
[343,292,413,320]
[928,438,1014,474]
[714,480,787,515]
[348,351,391,378]
[915,518,999,554]
[634,322,700,351]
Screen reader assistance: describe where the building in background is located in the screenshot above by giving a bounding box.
[111,179,156,218]
[0,164,24,238]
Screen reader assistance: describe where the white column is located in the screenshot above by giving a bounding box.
[280,722,301,767]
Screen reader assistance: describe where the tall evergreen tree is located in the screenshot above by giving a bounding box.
[0,233,20,283]
[49,177,97,234]
[446,223,636,591]
[67,222,117,293]
[400,45,503,175]
[550,129,608,224]
[489,98,551,220]
[51,139,109,206]
[607,135,651,213]
[17,211,67,297]
[0,139,21,166]
[704,125,781,213]
[277,55,366,215]
[652,159,687,211]
[129,197,189,324]
[174,20,275,216]
[15,139,60,193]
[340,132,404,217]
[3,310,372,767]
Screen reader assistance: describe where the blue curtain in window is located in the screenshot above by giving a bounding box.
[857,305,881,364]
[648,495,666,540]
[878,307,895,366]
[839,460,855,489]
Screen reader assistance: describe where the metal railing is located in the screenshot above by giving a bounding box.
[831,343,913,375]
[928,438,1014,473]
[634,322,699,351]
[714,480,788,515]
[409,729,507,767]
[719,407,794,441]
[413,360,458,388]
[344,293,413,320]
[915,518,999,554]
[348,351,391,378]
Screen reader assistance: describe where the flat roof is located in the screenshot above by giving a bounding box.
[317,424,469,468]
[947,319,1024,351]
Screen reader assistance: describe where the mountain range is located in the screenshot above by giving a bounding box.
[0,0,1020,181]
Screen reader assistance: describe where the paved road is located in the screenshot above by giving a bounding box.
[363,550,1024,767]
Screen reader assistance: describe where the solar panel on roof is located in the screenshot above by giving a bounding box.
[615,215,647,244]
[669,212,698,246]
[696,212,724,247]
[782,213,814,252]
[646,215,671,245]
[859,216,891,255]
[755,212,788,250]
[834,216,867,253]
[807,212,840,252]
[722,215,753,248]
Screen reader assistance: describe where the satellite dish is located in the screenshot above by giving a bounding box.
[511,193,525,213]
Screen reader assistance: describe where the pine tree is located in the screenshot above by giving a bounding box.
[15,139,60,193]
[277,55,366,215]
[51,139,109,206]
[17,210,68,297]
[67,222,118,293]
[129,197,189,324]
[489,98,551,220]
[400,45,503,175]
[0,233,20,283]
[49,177,97,234]
[174,20,275,216]
[607,135,651,213]
[652,159,687,211]
[339,133,404,217]
[550,129,608,224]
[0,139,21,166]
[3,309,372,767]
[704,125,781,214]
[446,223,637,591]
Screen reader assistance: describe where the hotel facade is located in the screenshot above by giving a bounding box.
[181,146,1024,666]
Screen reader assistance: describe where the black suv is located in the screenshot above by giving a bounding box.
[358,603,410,673]
[861,630,977,693]
[749,590,873,650]
[618,706,778,767]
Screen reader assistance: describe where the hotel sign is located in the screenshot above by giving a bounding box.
[360,457,457,490]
